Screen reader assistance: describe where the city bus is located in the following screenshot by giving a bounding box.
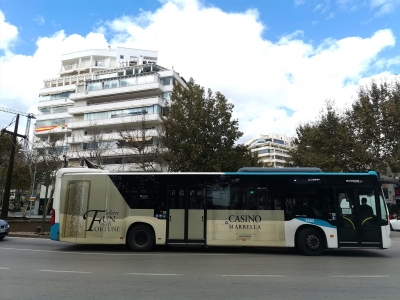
[49,167,391,255]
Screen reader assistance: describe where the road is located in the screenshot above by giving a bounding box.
[1,232,400,300]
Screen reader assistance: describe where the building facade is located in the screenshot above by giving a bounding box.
[245,133,294,168]
[35,47,185,171]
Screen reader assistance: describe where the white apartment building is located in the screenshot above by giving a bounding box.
[245,133,294,168]
[35,47,185,171]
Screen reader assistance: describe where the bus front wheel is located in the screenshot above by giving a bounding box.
[296,227,325,256]
[127,225,155,252]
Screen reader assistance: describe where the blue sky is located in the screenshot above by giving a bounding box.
[1,0,400,141]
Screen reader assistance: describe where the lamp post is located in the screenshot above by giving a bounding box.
[29,161,37,218]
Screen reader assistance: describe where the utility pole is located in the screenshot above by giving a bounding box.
[39,172,51,235]
[1,115,27,219]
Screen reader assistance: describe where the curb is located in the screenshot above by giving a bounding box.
[9,233,50,239]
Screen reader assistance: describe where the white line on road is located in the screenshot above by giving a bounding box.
[0,267,10,270]
[126,273,182,276]
[330,275,390,278]
[38,270,92,274]
[218,275,286,277]
[0,247,235,256]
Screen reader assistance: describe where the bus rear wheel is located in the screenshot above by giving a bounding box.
[296,227,325,256]
[127,225,155,252]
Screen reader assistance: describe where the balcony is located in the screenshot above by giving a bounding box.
[68,96,163,115]
[34,125,71,136]
[36,112,72,121]
[70,81,163,101]
[68,112,162,129]
[43,75,91,89]
[67,129,157,144]
[37,99,74,109]
[39,84,76,96]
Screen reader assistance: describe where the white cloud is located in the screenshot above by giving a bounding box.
[33,15,45,25]
[326,12,336,18]
[370,0,400,15]
[0,10,18,51]
[0,1,398,143]
[337,0,358,12]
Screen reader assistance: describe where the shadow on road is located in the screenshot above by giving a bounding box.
[48,242,398,258]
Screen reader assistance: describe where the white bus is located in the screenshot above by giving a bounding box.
[49,167,391,255]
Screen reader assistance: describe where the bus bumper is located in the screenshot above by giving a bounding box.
[50,223,59,241]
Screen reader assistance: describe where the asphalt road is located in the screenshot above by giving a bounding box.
[1,232,400,300]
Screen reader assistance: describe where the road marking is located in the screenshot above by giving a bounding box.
[126,273,183,276]
[0,267,10,270]
[0,247,234,256]
[218,275,286,277]
[330,275,390,278]
[38,270,92,274]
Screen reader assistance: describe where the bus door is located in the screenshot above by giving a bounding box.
[336,188,381,247]
[166,186,206,244]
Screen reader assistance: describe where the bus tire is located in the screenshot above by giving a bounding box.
[296,227,325,256]
[127,225,155,252]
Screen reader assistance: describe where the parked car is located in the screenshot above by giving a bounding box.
[0,219,10,240]
[390,217,400,231]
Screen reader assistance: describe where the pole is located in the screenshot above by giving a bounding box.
[29,162,37,218]
[1,114,19,219]
[39,172,51,235]
[39,185,49,235]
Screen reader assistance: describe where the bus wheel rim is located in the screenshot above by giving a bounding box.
[305,234,320,250]
[135,230,149,247]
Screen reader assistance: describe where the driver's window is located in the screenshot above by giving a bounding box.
[358,189,377,219]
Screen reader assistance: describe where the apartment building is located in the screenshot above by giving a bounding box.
[245,133,294,168]
[35,47,185,171]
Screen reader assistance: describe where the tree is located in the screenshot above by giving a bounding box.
[346,78,400,174]
[288,77,400,174]
[0,135,30,213]
[287,101,371,172]
[119,111,164,172]
[159,78,261,172]
[70,122,115,168]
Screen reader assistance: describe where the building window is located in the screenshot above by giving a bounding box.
[120,77,136,87]
[103,80,119,89]
[120,55,124,59]
[161,77,173,86]
[86,82,103,91]
[94,59,104,67]
[39,91,74,102]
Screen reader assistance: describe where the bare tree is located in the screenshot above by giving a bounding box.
[20,133,65,217]
[118,110,165,172]
[70,121,116,169]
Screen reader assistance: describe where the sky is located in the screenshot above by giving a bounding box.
[0,0,400,143]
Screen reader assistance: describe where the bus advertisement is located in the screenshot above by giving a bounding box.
[49,167,391,256]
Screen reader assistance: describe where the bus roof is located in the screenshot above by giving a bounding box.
[56,168,109,178]
[238,167,322,173]
[55,168,379,178]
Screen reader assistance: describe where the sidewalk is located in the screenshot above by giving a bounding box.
[7,210,51,219]
[9,232,50,239]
